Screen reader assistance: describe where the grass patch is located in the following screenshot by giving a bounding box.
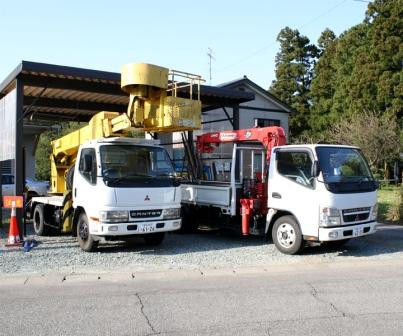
[378,184,402,223]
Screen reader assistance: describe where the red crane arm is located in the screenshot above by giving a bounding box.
[196,126,286,161]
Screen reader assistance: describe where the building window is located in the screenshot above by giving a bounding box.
[254,118,280,127]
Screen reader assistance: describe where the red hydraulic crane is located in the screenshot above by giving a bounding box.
[195,126,287,235]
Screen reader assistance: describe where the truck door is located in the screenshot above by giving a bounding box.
[73,148,98,212]
[268,148,318,237]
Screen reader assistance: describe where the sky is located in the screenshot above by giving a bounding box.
[0,0,370,89]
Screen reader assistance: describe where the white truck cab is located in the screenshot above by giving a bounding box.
[32,137,182,251]
[267,144,377,253]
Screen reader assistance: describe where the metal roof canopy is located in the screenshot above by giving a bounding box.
[0,60,254,233]
[0,61,254,122]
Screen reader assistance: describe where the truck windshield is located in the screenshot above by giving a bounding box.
[316,147,376,193]
[100,145,177,187]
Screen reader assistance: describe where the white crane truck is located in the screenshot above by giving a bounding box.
[30,63,203,251]
[181,126,378,254]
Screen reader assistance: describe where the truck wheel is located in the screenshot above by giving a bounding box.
[77,212,98,252]
[143,232,165,246]
[33,204,48,236]
[272,216,304,255]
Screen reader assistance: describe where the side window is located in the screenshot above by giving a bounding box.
[277,151,314,187]
[78,148,97,184]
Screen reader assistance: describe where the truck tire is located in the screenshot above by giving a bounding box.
[66,164,75,191]
[77,212,98,252]
[33,204,49,236]
[143,232,165,246]
[272,215,304,255]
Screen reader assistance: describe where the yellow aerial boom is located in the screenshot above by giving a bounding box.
[50,63,203,193]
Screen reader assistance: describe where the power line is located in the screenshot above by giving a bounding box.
[216,0,349,73]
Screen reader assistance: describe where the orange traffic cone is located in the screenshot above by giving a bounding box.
[5,205,22,247]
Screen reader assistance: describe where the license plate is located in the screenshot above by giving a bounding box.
[353,227,363,237]
[141,224,155,233]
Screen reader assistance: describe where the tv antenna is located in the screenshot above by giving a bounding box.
[207,48,215,85]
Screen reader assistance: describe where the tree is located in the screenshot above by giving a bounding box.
[309,28,338,136]
[35,129,58,181]
[269,27,319,138]
[365,0,403,118]
[317,28,336,54]
[327,110,401,172]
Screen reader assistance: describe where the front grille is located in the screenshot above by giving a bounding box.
[342,207,370,223]
[130,209,162,218]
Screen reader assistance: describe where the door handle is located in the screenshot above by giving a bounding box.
[272,192,282,199]
[74,188,77,197]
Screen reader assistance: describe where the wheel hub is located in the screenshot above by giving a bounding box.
[78,220,88,240]
[277,223,296,248]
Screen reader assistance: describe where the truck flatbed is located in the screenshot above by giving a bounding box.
[31,195,63,207]
[181,181,242,211]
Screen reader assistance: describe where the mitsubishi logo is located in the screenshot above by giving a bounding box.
[144,195,150,201]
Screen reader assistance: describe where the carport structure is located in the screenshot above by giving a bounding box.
[0,60,254,232]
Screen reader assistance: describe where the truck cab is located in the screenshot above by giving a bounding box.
[267,144,378,254]
[32,137,182,251]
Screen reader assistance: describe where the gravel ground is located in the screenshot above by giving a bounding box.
[0,221,402,276]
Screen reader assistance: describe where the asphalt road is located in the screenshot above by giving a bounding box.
[1,258,403,336]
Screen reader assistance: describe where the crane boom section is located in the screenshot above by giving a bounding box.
[196,126,287,161]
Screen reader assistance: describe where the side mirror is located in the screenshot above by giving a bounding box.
[374,180,380,190]
[83,154,93,173]
[311,161,320,177]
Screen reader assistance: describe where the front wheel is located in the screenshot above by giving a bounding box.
[272,216,304,255]
[143,232,165,246]
[77,212,98,252]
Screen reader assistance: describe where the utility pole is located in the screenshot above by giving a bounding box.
[207,48,215,85]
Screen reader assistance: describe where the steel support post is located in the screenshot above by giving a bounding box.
[233,105,240,181]
[0,161,2,227]
[232,105,240,131]
[14,78,24,239]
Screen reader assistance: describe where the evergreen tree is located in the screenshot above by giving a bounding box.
[365,0,403,119]
[309,28,338,135]
[269,27,318,138]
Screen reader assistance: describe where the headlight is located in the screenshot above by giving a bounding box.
[162,208,181,220]
[371,204,378,220]
[320,207,341,227]
[99,210,129,223]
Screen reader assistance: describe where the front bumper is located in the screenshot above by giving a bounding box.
[319,221,377,241]
[89,218,182,236]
